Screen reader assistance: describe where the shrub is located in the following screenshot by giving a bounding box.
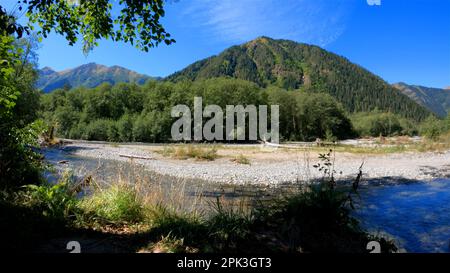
[20,171,78,222]
[351,111,411,137]
[419,115,447,140]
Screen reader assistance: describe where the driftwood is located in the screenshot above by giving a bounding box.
[262,141,307,149]
[262,140,335,149]
[119,154,154,160]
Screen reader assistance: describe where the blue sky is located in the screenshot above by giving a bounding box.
[2,0,450,88]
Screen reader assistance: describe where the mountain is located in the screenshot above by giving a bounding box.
[393,83,450,117]
[37,63,153,92]
[167,37,431,121]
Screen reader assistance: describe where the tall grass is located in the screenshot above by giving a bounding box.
[159,145,218,161]
[78,184,145,225]
[231,154,251,165]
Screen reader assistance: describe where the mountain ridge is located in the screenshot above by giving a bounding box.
[393,82,450,117]
[37,63,153,92]
[167,36,431,121]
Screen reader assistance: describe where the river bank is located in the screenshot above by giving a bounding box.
[55,140,450,185]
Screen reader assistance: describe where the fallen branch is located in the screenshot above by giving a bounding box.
[261,140,336,149]
[119,154,154,160]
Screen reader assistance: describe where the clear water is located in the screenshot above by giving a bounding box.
[43,147,450,253]
[354,179,450,253]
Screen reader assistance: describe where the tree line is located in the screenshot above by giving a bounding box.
[40,78,360,142]
[40,77,448,143]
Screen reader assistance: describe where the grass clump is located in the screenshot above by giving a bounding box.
[231,154,251,165]
[147,204,205,243]
[160,145,218,161]
[206,198,254,250]
[78,184,145,226]
[142,234,198,253]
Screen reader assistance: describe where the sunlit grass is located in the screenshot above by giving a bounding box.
[157,145,219,161]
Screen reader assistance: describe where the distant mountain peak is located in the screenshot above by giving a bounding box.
[393,82,450,117]
[41,66,55,71]
[37,63,153,92]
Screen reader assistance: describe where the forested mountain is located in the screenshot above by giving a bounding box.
[37,63,153,92]
[393,83,450,117]
[167,37,431,121]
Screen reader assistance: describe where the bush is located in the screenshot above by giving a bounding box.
[351,111,414,137]
[19,171,78,222]
[419,115,448,140]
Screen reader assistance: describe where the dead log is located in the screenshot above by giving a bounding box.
[119,154,154,160]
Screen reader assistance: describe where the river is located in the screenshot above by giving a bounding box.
[43,147,450,253]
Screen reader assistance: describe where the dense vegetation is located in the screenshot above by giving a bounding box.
[351,111,419,137]
[168,37,431,122]
[0,35,44,189]
[40,78,356,142]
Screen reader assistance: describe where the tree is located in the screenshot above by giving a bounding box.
[1,0,175,53]
[0,34,44,188]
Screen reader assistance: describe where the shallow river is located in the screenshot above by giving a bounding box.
[43,148,450,253]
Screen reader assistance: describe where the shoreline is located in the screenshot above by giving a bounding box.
[55,140,450,185]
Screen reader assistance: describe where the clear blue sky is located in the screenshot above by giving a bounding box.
[2,0,449,88]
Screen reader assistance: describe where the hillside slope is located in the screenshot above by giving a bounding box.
[168,37,431,121]
[393,83,450,117]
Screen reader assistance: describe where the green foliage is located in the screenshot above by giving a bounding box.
[419,115,449,140]
[351,111,418,137]
[207,198,253,248]
[2,0,175,53]
[41,78,358,142]
[0,34,44,189]
[267,87,355,140]
[0,35,20,117]
[20,171,78,222]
